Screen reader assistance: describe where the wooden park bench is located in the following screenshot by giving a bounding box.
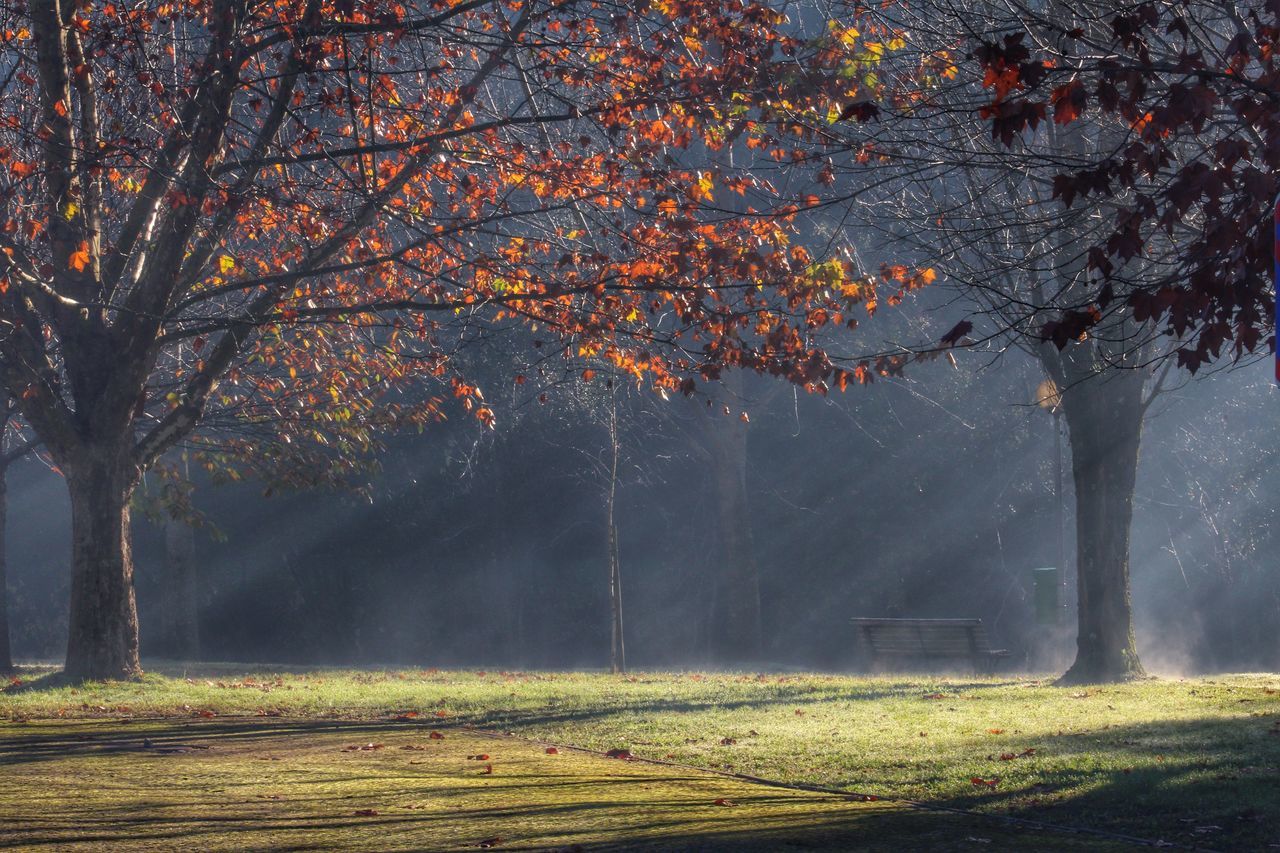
[851,618,1010,674]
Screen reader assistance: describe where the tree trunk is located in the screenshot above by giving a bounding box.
[64,457,141,681]
[1059,372,1146,684]
[705,416,762,664]
[0,466,11,673]
[606,393,625,673]
[160,514,200,660]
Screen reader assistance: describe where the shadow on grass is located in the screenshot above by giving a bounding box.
[0,719,1119,852]
[2,715,1274,849]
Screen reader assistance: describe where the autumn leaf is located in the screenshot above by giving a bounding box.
[480,763,493,774]
[544,747,559,755]
[970,777,999,789]
[429,731,444,740]
[68,242,91,272]
[1050,80,1086,125]
[713,798,737,807]
[939,321,972,347]
[605,748,633,760]
[466,754,490,761]
[353,809,379,817]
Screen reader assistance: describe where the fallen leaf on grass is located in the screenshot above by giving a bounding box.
[794,709,806,716]
[851,794,879,802]
[353,809,379,817]
[713,798,737,807]
[987,729,1005,735]
[720,737,737,746]
[429,731,445,740]
[196,710,216,719]
[970,777,999,789]
[480,764,493,775]
[605,748,633,760]
[393,712,419,721]
[545,747,559,755]
[473,837,503,849]
[467,754,490,761]
[433,710,449,718]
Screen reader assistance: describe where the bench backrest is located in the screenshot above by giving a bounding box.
[851,618,993,658]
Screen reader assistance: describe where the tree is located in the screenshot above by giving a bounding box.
[0,0,891,679]
[962,0,1280,678]
[794,0,1226,681]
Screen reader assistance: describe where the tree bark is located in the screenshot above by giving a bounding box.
[1058,371,1146,684]
[64,455,141,681]
[0,466,11,673]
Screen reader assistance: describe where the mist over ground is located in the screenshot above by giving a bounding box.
[9,342,1275,675]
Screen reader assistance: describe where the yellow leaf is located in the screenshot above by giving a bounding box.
[219,255,235,273]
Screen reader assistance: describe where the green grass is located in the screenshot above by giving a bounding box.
[4,665,1279,849]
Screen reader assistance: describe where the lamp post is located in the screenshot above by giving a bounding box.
[1035,378,1065,626]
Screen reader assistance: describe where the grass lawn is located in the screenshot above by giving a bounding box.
[3,665,1279,850]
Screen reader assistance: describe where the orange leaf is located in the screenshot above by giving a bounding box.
[544,747,559,755]
[69,241,90,272]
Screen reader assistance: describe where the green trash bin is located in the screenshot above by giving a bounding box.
[1032,567,1061,626]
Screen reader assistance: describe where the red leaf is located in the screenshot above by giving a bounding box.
[480,763,493,774]
[605,748,633,760]
[545,747,559,755]
[713,798,737,807]
[429,731,444,740]
[970,777,999,788]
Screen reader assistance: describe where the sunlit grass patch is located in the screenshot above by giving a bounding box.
[3,666,1278,848]
[0,717,1113,851]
